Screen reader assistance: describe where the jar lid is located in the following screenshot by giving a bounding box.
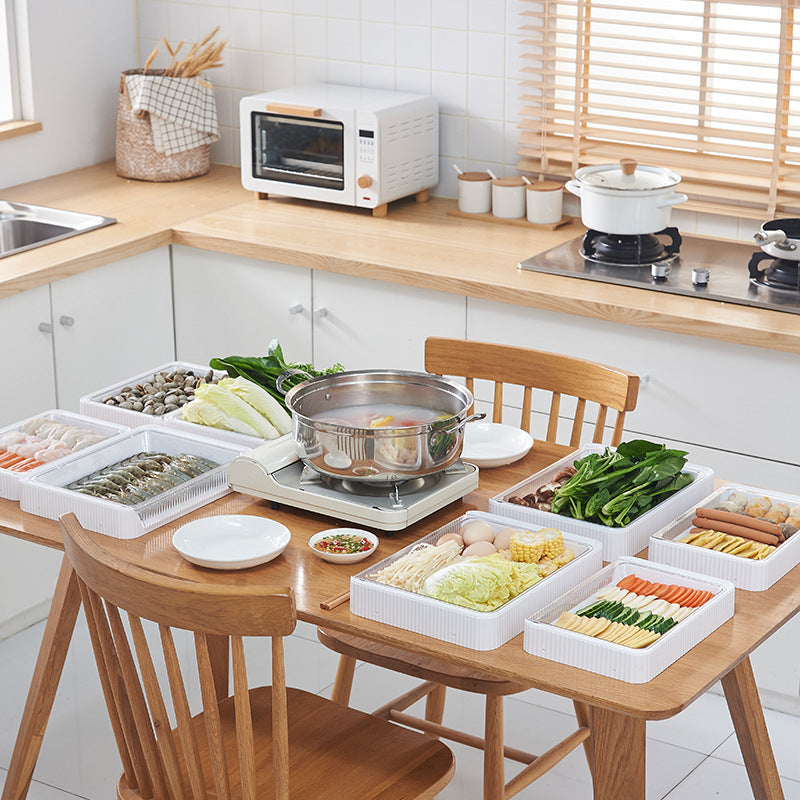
[457,171,492,182]
[492,176,526,187]
[575,159,681,190]
[526,180,563,192]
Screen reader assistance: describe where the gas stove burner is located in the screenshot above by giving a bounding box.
[582,227,682,267]
[748,251,800,291]
[335,473,442,497]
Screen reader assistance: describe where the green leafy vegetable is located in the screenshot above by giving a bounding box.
[548,439,694,528]
[209,339,344,410]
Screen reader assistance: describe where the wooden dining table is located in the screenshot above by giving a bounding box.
[0,440,795,800]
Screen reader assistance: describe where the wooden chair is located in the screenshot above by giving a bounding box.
[59,512,455,800]
[318,338,640,799]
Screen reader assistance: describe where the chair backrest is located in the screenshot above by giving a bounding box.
[59,512,296,800]
[425,337,639,447]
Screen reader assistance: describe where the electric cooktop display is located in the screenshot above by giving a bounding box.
[518,233,800,315]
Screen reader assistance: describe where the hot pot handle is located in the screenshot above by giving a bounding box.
[275,368,314,395]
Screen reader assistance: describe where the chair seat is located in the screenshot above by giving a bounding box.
[318,629,532,696]
[118,685,454,800]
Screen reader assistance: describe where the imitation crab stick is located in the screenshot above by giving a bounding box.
[8,457,44,472]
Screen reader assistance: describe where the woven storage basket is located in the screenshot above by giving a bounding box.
[116,69,210,182]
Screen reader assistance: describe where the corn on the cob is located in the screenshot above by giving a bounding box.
[509,532,545,563]
[538,528,564,559]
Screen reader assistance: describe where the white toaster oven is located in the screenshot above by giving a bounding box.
[240,83,439,214]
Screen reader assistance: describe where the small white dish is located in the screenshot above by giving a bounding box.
[461,422,534,468]
[308,528,379,564]
[172,514,291,570]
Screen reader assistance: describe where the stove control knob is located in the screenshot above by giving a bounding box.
[357,175,373,188]
[692,267,710,286]
[651,262,669,280]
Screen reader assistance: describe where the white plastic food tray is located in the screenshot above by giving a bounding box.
[350,511,603,651]
[649,483,800,591]
[489,444,714,562]
[19,427,245,539]
[0,410,128,501]
[523,556,735,683]
[79,361,223,429]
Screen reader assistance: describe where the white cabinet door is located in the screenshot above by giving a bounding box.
[50,250,175,411]
[0,285,57,426]
[172,246,313,366]
[0,538,63,637]
[311,271,467,371]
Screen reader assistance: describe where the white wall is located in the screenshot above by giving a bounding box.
[1,0,751,242]
[1,0,137,191]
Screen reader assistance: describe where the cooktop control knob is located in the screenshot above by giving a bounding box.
[651,262,669,280]
[692,267,710,286]
[357,175,373,189]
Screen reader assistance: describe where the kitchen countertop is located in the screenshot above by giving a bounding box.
[4,161,800,354]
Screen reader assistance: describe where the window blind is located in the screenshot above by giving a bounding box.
[517,0,800,219]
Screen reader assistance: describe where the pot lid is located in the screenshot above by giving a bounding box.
[575,159,681,191]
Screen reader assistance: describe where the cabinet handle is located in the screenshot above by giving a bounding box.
[38,322,53,334]
[313,307,328,320]
[288,304,304,315]
[59,315,75,327]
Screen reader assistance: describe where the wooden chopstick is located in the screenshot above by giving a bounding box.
[320,590,350,610]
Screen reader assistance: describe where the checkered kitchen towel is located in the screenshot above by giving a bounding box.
[124,73,219,156]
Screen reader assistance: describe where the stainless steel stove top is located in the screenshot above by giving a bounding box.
[518,233,800,315]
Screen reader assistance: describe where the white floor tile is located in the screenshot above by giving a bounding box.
[712,706,800,782]
[646,691,735,754]
[662,755,800,800]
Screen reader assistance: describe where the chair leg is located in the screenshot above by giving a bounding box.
[483,695,505,800]
[330,655,357,705]
[424,684,447,725]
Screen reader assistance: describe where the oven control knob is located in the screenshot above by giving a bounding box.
[357,175,373,189]
[692,267,710,286]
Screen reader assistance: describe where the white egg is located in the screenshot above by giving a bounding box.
[492,527,520,551]
[436,532,464,549]
[460,519,496,545]
[462,540,497,557]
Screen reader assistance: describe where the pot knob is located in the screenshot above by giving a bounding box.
[619,157,638,176]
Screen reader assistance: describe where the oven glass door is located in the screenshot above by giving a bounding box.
[250,112,345,191]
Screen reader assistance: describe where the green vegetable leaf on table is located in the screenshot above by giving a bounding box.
[549,439,693,528]
[209,339,344,410]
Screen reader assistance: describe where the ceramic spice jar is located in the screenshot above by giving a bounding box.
[457,171,493,213]
[526,180,564,225]
[491,176,526,219]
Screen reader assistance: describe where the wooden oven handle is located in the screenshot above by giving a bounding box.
[265,102,322,118]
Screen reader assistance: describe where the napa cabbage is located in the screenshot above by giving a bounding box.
[421,554,542,612]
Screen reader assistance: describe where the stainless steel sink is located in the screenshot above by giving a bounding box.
[0,201,116,258]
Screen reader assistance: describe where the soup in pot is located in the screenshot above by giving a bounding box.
[309,402,451,429]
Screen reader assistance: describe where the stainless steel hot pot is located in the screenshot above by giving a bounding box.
[281,370,480,483]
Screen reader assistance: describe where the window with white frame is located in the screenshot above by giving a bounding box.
[517,0,800,218]
[0,0,20,124]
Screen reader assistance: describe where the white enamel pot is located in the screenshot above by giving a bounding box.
[565,158,688,235]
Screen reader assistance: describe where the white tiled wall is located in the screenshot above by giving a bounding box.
[136,0,526,204]
[134,0,753,241]
[0,0,752,241]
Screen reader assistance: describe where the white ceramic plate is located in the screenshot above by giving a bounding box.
[461,422,534,468]
[172,514,291,569]
[308,528,379,564]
